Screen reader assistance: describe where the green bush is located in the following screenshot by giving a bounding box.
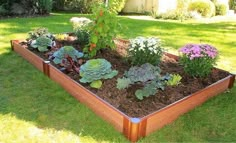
[215,3,227,15]
[156,10,191,20]
[38,0,53,14]
[229,0,236,11]
[0,0,52,16]
[188,0,215,17]
[108,0,127,13]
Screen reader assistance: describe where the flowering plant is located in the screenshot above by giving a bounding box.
[179,43,218,77]
[127,37,163,66]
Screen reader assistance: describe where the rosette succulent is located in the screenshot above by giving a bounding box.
[52,46,84,64]
[79,59,118,88]
[30,36,53,52]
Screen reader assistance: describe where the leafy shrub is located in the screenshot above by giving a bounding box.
[52,46,83,64]
[84,4,119,57]
[215,4,227,15]
[127,37,163,66]
[166,74,182,86]
[179,44,218,77]
[229,0,236,10]
[0,0,52,16]
[156,10,191,20]
[155,0,191,20]
[79,59,118,88]
[108,0,127,13]
[30,36,53,52]
[188,0,215,17]
[38,0,53,14]
[117,63,170,100]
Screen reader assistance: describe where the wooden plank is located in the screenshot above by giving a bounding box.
[49,65,126,132]
[12,40,44,72]
[144,76,232,135]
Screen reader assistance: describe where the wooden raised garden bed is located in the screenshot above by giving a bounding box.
[11,40,235,142]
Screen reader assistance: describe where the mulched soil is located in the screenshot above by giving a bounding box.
[20,40,230,118]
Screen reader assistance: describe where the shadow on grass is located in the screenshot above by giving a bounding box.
[0,50,128,142]
[0,14,236,142]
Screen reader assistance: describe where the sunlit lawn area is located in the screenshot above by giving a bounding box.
[0,13,236,142]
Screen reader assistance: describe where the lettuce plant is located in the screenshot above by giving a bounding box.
[166,74,182,86]
[179,44,218,77]
[30,36,53,52]
[117,63,170,100]
[79,59,118,89]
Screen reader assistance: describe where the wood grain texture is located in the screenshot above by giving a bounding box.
[49,65,126,132]
[144,75,233,135]
[12,40,44,72]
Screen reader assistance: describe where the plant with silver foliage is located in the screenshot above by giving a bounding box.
[30,36,53,52]
[117,63,170,100]
[79,59,118,89]
[52,46,83,64]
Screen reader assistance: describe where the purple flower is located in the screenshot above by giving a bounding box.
[179,43,218,60]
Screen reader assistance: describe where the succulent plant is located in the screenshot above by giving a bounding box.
[52,46,84,64]
[117,63,170,100]
[30,36,53,52]
[79,59,118,88]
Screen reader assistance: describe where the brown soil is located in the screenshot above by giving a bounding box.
[21,40,230,118]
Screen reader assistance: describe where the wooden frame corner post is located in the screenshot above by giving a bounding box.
[123,117,147,142]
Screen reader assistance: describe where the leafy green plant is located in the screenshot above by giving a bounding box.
[52,46,84,73]
[179,44,218,77]
[84,3,119,57]
[52,46,84,64]
[127,37,164,66]
[166,74,182,86]
[215,3,227,15]
[30,36,53,52]
[28,27,54,40]
[117,63,170,100]
[108,0,127,13]
[79,59,118,88]
[76,29,90,46]
[188,0,215,17]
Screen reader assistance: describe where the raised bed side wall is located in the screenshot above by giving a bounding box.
[11,40,235,142]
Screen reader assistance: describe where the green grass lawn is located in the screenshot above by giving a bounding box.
[0,13,236,142]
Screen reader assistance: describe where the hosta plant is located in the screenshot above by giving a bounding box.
[166,74,182,86]
[30,36,54,52]
[179,43,218,77]
[117,63,170,100]
[79,59,118,89]
[127,37,164,66]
